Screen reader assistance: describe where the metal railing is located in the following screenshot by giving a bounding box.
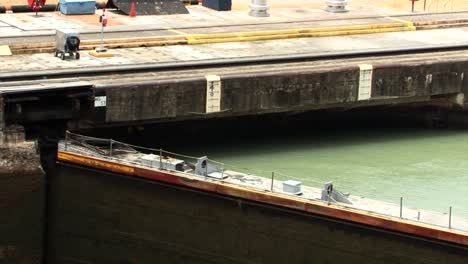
[222,163,468,232]
[61,131,468,233]
[64,131,224,176]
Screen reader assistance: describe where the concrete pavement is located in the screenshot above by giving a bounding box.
[2,25,468,74]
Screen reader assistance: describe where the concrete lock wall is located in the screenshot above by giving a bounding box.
[99,59,468,124]
[0,142,45,263]
[220,69,358,113]
[371,62,467,97]
[46,162,468,263]
[103,79,207,123]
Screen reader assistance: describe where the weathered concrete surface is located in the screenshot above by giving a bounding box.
[47,162,468,263]
[1,50,466,129]
[0,139,44,264]
[6,26,468,73]
[372,62,467,98]
[96,53,467,124]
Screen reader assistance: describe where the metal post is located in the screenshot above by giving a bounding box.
[160,149,163,170]
[99,22,105,51]
[449,206,452,229]
[270,172,275,192]
[249,0,269,17]
[96,10,108,53]
[65,131,69,151]
[109,139,113,157]
[399,197,403,218]
[417,211,420,221]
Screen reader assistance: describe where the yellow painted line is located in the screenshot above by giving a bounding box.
[188,23,409,40]
[89,50,114,58]
[386,16,415,27]
[166,28,188,36]
[187,26,416,45]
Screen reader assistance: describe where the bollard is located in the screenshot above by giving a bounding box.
[417,211,420,221]
[249,0,269,17]
[325,0,348,13]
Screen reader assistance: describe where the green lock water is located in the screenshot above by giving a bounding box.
[110,111,468,220]
[171,127,468,219]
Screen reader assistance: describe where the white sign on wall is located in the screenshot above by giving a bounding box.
[95,96,107,107]
[358,64,373,101]
[206,75,221,113]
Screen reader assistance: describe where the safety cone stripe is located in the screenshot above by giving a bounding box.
[130,1,136,17]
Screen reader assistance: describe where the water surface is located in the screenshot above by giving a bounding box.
[171,128,468,218]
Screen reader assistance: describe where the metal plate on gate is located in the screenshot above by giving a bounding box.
[109,0,189,15]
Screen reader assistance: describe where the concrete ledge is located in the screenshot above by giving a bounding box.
[7,13,468,54]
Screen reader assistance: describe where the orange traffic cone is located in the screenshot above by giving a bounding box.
[130,1,136,17]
